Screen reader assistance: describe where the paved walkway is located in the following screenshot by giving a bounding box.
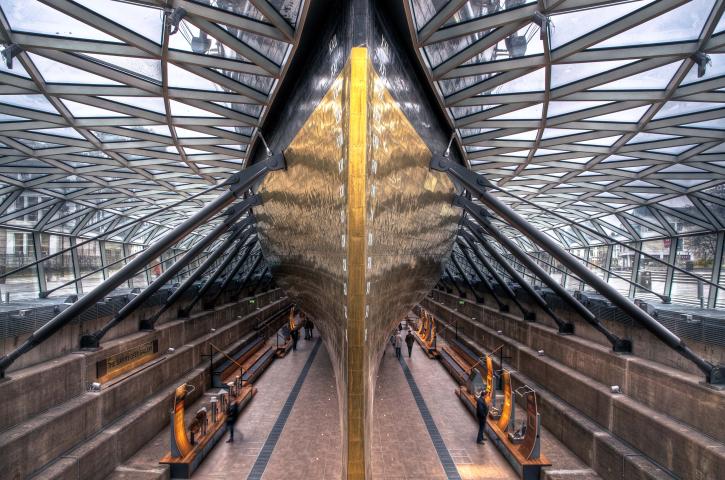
[114,336,329,479]
[261,338,342,479]
[115,328,594,480]
[384,335,518,480]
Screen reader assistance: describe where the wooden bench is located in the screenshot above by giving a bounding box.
[241,343,275,384]
[212,335,266,388]
[438,345,471,386]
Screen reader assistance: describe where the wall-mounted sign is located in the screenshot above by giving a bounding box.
[96,339,159,383]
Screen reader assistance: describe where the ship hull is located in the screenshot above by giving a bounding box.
[251,2,462,477]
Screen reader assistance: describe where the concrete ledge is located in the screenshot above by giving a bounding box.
[0,354,84,432]
[108,466,170,480]
[0,298,288,479]
[33,367,205,480]
[428,298,721,480]
[426,293,725,441]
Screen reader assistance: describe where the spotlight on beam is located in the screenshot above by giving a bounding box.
[693,52,711,78]
[2,44,21,69]
[167,7,187,35]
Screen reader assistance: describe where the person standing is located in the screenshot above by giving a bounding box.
[307,320,314,339]
[291,327,299,351]
[405,330,415,358]
[476,389,489,444]
[394,332,403,359]
[225,401,239,443]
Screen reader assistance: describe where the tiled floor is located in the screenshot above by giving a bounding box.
[262,337,342,479]
[371,345,450,479]
[398,335,517,480]
[116,328,596,480]
[115,337,322,479]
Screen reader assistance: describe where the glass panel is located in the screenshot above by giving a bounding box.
[587,245,609,281]
[590,61,681,91]
[672,234,716,305]
[609,243,636,296]
[550,1,651,49]
[148,256,163,282]
[28,53,121,85]
[717,240,725,309]
[594,0,711,48]
[78,240,104,291]
[2,0,122,41]
[40,233,76,297]
[75,0,163,43]
[103,241,125,279]
[127,244,148,288]
[0,228,39,300]
[637,239,668,301]
[569,247,587,290]
[4,192,53,228]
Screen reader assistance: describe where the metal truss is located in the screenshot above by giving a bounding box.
[0,0,306,299]
[405,0,725,306]
[405,0,725,239]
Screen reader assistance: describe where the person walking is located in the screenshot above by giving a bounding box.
[291,327,299,351]
[394,332,403,359]
[307,320,314,339]
[405,330,415,358]
[225,401,239,443]
[476,389,489,444]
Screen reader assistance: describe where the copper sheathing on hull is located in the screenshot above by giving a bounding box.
[255,48,460,478]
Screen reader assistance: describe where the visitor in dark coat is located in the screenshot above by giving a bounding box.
[476,390,489,444]
[405,331,415,357]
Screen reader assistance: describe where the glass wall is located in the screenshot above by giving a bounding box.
[521,233,725,307]
[609,242,636,297]
[638,239,669,301]
[127,244,148,288]
[588,245,609,281]
[0,228,39,300]
[103,241,125,279]
[77,240,104,292]
[672,234,716,306]
[40,233,76,297]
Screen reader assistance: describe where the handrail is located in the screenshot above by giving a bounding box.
[209,342,245,376]
[0,181,227,280]
[494,244,666,303]
[483,183,724,294]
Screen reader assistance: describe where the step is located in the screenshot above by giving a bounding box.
[444,326,673,480]
[427,299,725,480]
[0,300,288,479]
[0,294,287,434]
[31,366,206,480]
[425,296,725,441]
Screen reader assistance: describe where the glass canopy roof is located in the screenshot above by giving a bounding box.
[0,0,723,306]
[0,0,305,244]
[406,0,725,247]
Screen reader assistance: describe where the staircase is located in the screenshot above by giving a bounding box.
[423,290,725,480]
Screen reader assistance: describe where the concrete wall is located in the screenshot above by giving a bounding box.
[1,287,280,373]
[424,291,725,480]
[0,291,289,480]
[449,285,725,377]
[0,289,283,433]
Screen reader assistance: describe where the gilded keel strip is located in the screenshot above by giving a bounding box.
[255,47,459,479]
